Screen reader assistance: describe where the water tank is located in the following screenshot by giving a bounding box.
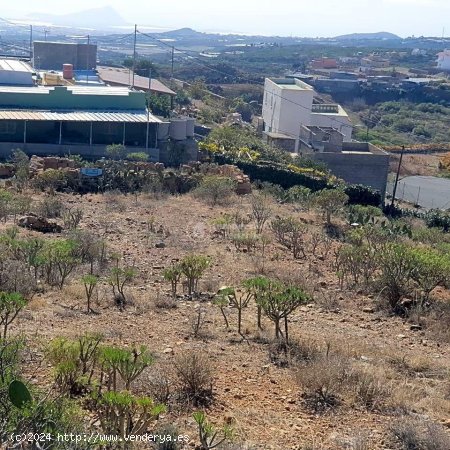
[185,117,195,138]
[63,64,74,80]
[169,118,187,141]
[157,122,170,140]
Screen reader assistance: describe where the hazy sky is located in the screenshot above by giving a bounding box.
[4,0,450,37]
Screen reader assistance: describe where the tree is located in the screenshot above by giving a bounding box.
[108,266,136,310]
[82,275,98,314]
[100,345,154,391]
[256,278,310,344]
[216,287,253,335]
[0,292,27,338]
[179,255,210,296]
[95,391,164,438]
[163,264,182,299]
[242,276,270,330]
[251,194,272,234]
[314,189,349,226]
[106,144,127,161]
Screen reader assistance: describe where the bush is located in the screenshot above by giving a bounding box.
[36,196,65,218]
[127,152,149,162]
[313,189,349,225]
[193,175,236,206]
[174,351,213,406]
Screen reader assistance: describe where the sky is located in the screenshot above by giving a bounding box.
[4,0,450,37]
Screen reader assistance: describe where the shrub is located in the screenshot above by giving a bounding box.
[378,243,415,312]
[174,351,213,406]
[106,144,127,161]
[36,196,64,218]
[193,175,235,206]
[250,194,272,234]
[100,345,154,391]
[424,209,450,232]
[179,255,210,296]
[108,265,136,310]
[216,286,253,335]
[62,207,83,230]
[82,274,99,314]
[164,264,183,299]
[127,152,149,162]
[313,189,349,225]
[0,292,27,339]
[254,278,310,344]
[193,411,233,450]
[271,217,306,259]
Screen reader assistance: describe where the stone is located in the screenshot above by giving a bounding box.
[362,306,375,313]
[18,214,62,233]
[163,347,173,354]
[410,324,422,331]
[155,242,166,249]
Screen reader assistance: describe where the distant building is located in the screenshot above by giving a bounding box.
[33,41,97,71]
[0,60,34,86]
[262,77,353,152]
[97,66,176,97]
[311,58,338,69]
[436,50,450,71]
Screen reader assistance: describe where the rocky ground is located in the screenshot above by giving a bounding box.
[9,190,450,450]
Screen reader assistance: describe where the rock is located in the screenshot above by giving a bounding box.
[410,324,422,331]
[18,214,62,233]
[163,347,173,354]
[362,306,375,313]
[155,242,166,249]
[396,334,407,340]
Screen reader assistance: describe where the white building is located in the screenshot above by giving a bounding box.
[0,60,34,86]
[437,50,450,72]
[262,77,353,152]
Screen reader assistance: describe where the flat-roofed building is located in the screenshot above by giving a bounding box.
[262,77,353,151]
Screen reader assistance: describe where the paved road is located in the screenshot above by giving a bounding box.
[387,176,450,210]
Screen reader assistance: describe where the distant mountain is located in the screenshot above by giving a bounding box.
[28,6,127,29]
[334,32,401,40]
[160,28,205,38]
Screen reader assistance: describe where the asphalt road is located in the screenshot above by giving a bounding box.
[387,176,450,210]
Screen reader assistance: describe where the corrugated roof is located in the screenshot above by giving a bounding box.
[0,85,136,96]
[0,109,162,123]
[97,66,176,96]
[0,59,34,73]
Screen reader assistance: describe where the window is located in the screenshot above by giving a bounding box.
[322,134,330,142]
[0,121,17,135]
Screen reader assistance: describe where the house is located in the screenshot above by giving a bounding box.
[436,50,450,71]
[311,58,338,69]
[261,78,389,200]
[262,77,353,152]
[0,84,197,163]
[97,66,176,98]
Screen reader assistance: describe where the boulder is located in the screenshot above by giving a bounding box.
[18,214,62,233]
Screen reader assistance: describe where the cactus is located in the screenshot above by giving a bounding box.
[8,380,32,409]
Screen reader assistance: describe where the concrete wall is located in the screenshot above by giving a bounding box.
[311,148,389,201]
[0,142,159,162]
[310,112,353,142]
[33,42,97,71]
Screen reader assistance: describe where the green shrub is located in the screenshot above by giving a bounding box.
[193,175,236,206]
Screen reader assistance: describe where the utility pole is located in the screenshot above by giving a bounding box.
[171,46,174,78]
[146,68,152,150]
[29,25,33,61]
[86,35,90,85]
[390,145,405,209]
[132,24,137,89]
